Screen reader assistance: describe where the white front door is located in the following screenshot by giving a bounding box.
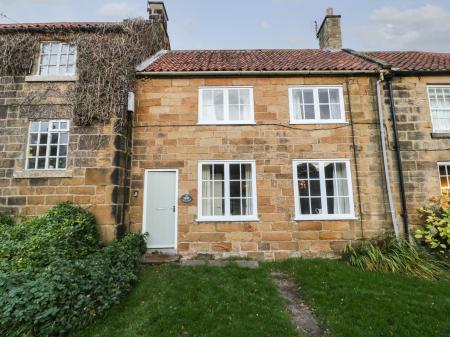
[143,170,178,249]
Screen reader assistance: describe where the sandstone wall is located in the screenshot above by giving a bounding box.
[132,75,392,259]
[0,76,129,240]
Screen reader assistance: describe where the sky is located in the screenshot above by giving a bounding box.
[0,0,449,52]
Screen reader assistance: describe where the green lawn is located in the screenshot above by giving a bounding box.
[73,259,450,337]
[72,265,302,337]
[271,259,450,337]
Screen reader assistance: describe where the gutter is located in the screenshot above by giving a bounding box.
[137,69,380,77]
[386,75,410,237]
[376,72,400,239]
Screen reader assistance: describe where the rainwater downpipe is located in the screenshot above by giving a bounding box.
[376,72,400,239]
[387,76,410,237]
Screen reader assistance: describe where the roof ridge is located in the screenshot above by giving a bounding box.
[343,49,390,69]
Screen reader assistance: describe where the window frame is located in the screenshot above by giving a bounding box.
[292,159,355,220]
[37,41,77,77]
[437,162,450,195]
[288,85,346,124]
[197,160,259,222]
[427,85,450,133]
[25,120,70,171]
[198,86,255,125]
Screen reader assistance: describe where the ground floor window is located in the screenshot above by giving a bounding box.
[438,163,450,195]
[198,160,257,221]
[26,120,69,170]
[293,159,355,220]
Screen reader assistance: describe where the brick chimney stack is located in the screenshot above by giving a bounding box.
[148,1,168,29]
[316,7,342,50]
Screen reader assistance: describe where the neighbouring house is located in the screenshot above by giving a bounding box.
[131,8,450,259]
[0,1,170,241]
[1,4,449,259]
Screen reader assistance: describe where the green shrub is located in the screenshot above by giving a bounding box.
[0,203,100,271]
[0,212,14,226]
[0,204,147,336]
[0,233,146,337]
[342,236,448,280]
[416,196,450,255]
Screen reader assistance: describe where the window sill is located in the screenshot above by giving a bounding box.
[290,120,348,125]
[431,132,450,139]
[197,121,256,126]
[25,75,78,82]
[196,217,260,223]
[13,169,73,179]
[294,215,357,221]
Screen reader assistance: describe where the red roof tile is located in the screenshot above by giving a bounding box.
[366,51,450,72]
[0,22,118,31]
[142,49,380,73]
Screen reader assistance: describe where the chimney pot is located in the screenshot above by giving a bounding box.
[327,7,333,16]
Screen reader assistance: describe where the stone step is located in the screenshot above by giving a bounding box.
[140,254,181,265]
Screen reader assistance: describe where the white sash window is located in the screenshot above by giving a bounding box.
[198,161,258,221]
[428,86,450,133]
[199,87,254,124]
[293,160,355,220]
[289,86,346,124]
[26,120,70,170]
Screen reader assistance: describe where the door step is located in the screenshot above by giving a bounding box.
[140,253,181,265]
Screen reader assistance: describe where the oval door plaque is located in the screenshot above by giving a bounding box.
[181,194,193,204]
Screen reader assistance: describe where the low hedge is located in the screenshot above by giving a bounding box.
[0,204,147,337]
[0,203,100,272]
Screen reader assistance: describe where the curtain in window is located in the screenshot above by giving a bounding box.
[242,164,253,215]
[333,163,350,214]
[202,165,213,216]
[202,90,224,121]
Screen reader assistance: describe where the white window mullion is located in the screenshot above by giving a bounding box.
[313,88,320,121]
[224,163,231,217]
[319,163,328,215]
[224,88,229,121]
[45,121,52,169]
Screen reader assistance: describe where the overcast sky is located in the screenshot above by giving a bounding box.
[1,0,449,52]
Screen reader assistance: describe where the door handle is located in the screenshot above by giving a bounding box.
[172,205,176,213]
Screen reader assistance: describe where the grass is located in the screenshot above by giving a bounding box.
[73,259,450,337]
[270,258,450,337]
[72,264,302,337]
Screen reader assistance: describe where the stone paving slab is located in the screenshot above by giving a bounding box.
[181,260,259,269]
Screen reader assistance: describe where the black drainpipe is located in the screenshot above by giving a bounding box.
[387,76,409,237]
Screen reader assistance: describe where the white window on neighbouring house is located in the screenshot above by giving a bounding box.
[289,86,346,124]
[438,163,450,195]
[198,161,258,221]
[428,86,450,133]
[26,120,69,170]
[293,160,355,220]
[198,87,254,124]
[38,42,76,76]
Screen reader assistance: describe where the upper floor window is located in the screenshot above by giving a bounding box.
[38,42,76,76]
[289,86,345,124]
[26,120,69,170]
[438,163,450,195]
[293,159,355,220]
[428,86,450,133]
[198,87,254,124]
[198,161,258,221]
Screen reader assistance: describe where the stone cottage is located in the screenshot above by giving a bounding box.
[0,1,170,241]
[1,5,449,259]
[130,9,450,259]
